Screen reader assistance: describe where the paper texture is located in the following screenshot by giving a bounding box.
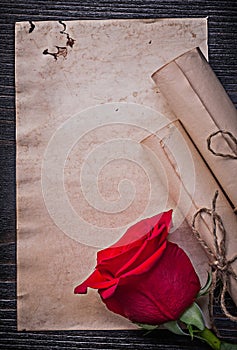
[152,47,237,211]
[16,18,208,330]
[141,121,237,306]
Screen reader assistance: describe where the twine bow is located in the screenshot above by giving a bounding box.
[192,191,237,323]
[207,130,237,159]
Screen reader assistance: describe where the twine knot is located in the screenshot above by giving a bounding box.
[192,191,237,324]
[211,259,228,272]
[207,130,237,159]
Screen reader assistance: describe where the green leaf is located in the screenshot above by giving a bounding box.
[198,272,212,297]
[221,342,237,350]
[134,322,159,331]
[163,320,187,336]
[195,327,221,350]
[179,302,205,331]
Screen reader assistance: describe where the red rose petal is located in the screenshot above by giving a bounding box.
[74,210,201,325]
[96,210,172,279]
[101,242,200,324]
[74,270,118,295]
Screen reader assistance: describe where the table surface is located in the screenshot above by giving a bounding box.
[0,1,236,349]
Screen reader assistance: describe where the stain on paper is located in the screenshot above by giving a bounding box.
[59,20,76,48]
[43,46,68,60]
[42,21,75,61]
[29,21,35,33]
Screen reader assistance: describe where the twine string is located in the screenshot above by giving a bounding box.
[192,191,237,323]
[207,130,237,159]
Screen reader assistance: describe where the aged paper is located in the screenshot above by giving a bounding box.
[152,47,237,210]
[16,18,208,330]
[141,121,237,306]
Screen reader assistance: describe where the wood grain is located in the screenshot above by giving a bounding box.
[0,0,236,348]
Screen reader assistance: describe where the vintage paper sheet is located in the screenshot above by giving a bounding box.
[16,18,208,330]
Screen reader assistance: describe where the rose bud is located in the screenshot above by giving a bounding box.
[74,210,201,325]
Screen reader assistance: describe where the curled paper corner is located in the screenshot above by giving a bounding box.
[151,47,207,81]
[140,120,184,180]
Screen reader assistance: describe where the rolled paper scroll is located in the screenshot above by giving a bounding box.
[151,47,237,212]
[141,120,237,306]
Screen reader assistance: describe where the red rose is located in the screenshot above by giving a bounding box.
[74,210,201,325]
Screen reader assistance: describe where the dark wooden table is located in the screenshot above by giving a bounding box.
[0,1,236,349]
